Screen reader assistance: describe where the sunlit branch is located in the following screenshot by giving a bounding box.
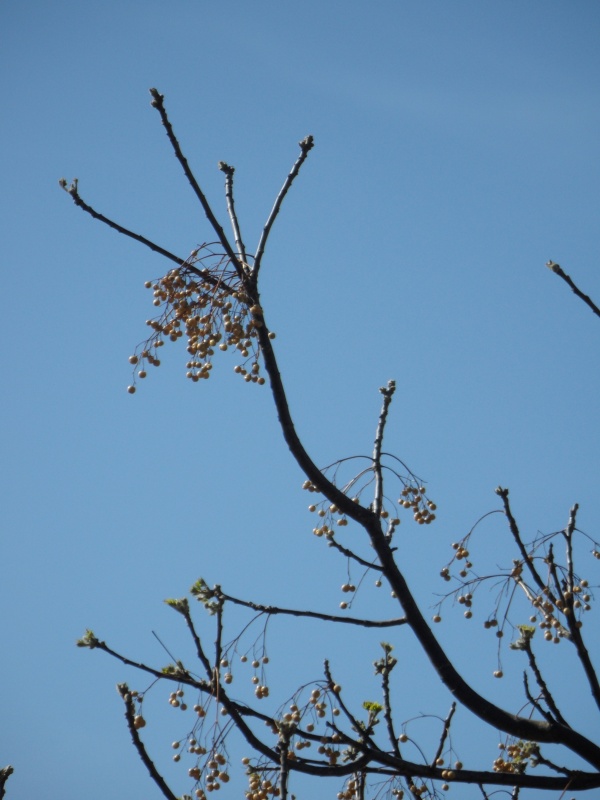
[118,683,178,800]
[564,503,578,592]
[252,135,314,282]
[546,261,600,319]
[218,161,248,264]
[372,381,396,518]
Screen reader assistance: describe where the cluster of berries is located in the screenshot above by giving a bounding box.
[126,254,274,393]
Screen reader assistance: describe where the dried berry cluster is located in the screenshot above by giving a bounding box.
[165,685,232,797]
[302,476,436,541]
[126,253,274,393]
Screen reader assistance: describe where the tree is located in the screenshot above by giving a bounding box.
[58,89,600,800]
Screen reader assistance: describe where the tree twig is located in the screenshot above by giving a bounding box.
[118,683,179,800]
[523,645,567,726]
[219,592,406,628]
[252,135,314,283]
[431,703,456,768]
[149,89,244,279]
[0,766,14,800]
[218,161,248,265]
[546,261,600,319]
[372,381,396,518]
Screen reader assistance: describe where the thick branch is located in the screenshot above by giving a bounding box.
[253,308,381,531]
[546,261,600,319]
[255,315,600,765]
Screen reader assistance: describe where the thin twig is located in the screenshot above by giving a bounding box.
[522,647,567,726]
[218,161,248,264]
[431,703,456,768]
[252,135,314,282]
[148,89,244,280]
[118,683,179,800]
[380,649,401,758]
[59,180,225,288]
[523,671,556,724]
[324,660,379,754]
[496,488,547,595]
[372,381,396,518]
[325,534,385,571]
[546,261,600,319]
[219,592,406,627]
[559,505,600,712]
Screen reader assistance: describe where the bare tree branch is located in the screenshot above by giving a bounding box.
[219,591,407,627]
[372,381,396,518]
[218,161,248,265]
[252,135,314,283]
[148,89,244,279]
[0,767,14,800]
[546,261,600,319]
[117,683,179,800]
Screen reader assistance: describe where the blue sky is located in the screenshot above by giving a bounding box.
[1,2,599,799]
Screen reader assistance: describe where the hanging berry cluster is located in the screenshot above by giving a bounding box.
[126,248,274,393]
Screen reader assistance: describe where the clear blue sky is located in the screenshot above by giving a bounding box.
[1,2,599,799]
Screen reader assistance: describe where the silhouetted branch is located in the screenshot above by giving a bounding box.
[324,534,385,570]
[432,703,456,768]
[148,89,244,278]
[219,591,407,627]
[522,643,567,726]
[0,766,13,800]
[58,179,226,289]
[496,487,547,594]
[118,683,179,800]
[546,261,600,319]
